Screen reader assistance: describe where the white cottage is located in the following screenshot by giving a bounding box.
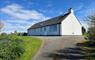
[28,8,82,36]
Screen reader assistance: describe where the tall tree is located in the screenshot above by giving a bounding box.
[0,21,4,32]
[87,14,95,40]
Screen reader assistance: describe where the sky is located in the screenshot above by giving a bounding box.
[0,0,95,33]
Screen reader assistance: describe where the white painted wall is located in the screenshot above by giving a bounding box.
[61,10,82,35]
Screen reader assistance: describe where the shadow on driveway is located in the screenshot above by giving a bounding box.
[44,47,86,60]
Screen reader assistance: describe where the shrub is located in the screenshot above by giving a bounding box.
[82,26,86,35]
[0,35,25,60]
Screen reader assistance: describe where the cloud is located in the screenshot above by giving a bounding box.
[75,2,95,29]
[47,0,52,7]
[77,2,95,14]
[1,19,34,33]
[1,4,49,20]
[0,3,50,33]
[75,3,84,12]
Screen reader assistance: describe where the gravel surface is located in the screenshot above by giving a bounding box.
[32,36,85,60]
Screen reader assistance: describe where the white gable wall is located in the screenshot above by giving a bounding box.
[61,12,82,35]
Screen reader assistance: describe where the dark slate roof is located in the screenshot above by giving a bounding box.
[28,12,71,29]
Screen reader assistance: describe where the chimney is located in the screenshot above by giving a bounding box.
[68,8,74,13]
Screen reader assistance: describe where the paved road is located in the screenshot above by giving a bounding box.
[32,36,85,60]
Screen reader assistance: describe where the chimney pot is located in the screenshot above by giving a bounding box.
[68,8,74,13]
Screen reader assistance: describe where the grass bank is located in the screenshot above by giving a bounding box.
[16,36,42,60]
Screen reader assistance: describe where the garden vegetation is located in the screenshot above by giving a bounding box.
[0,35,25,60]
[78,13,95,60]
[0,34,42,60]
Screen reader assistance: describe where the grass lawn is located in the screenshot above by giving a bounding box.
[16,36,42,60]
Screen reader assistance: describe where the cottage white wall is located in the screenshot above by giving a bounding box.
[61,12,82,35]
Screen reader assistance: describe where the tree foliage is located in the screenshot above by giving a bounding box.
[87,14,95,40]
[82,26,86,35]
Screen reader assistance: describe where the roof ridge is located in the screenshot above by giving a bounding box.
[28,12,71,29]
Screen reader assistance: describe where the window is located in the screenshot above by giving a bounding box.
[49,24,57,32]
[43,27,46,31]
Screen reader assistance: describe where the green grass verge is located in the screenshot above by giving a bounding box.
[16,36,42,60]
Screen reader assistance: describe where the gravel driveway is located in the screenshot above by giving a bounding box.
[32,36,85,60]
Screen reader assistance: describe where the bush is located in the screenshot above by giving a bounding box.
[82,26,86,35]
[0,35,25,60]
[88,28,95,40]
[87,14,95,40]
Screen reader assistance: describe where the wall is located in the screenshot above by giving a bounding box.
[61,12,82,35]
[28,24,60,36]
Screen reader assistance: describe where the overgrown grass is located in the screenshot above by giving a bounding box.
[17,36,42,60]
